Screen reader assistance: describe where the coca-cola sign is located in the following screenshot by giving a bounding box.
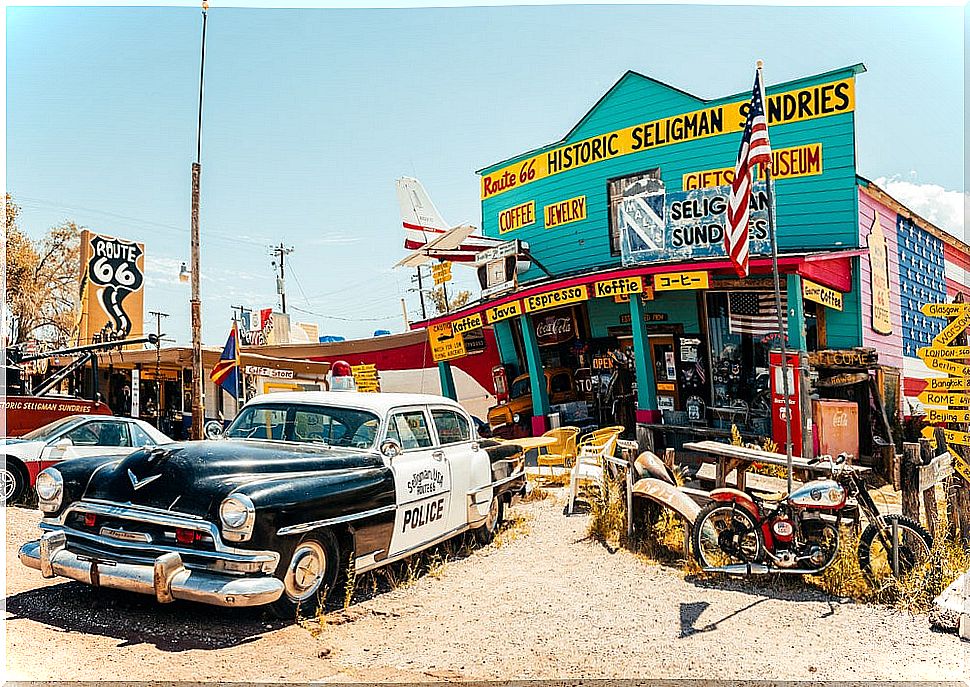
[536,311,575,346]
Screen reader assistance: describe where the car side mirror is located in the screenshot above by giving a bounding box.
[203,420,225,440]
[379,439,402,459]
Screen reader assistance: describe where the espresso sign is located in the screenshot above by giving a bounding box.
[535,311,575,346]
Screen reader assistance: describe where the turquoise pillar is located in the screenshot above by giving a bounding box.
[518,313,550,434]
[493,319,519,367]
[630,293,658,421]
[786,274,807,350]
[438,361,457,400]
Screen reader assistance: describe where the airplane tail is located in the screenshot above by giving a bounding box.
[397,177,449,250]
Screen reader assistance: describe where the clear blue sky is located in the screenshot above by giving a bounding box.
[7,3,965,345]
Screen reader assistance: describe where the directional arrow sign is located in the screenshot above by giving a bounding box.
[924,377,970,392]
[921,302,970,318]
[927,408,970,424]
[922,425,970,447]
[918,346,970,360]
[933,309,970,347]
[921,356,970,376]
[950,450,970,484]
[917,390,970,407]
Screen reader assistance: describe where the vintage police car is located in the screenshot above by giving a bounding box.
[19,392,526,616]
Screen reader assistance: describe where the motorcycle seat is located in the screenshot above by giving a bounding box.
[755,491,787,503]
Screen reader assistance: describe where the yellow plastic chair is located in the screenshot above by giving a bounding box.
[568,427,622,514]
[535,426,579,483]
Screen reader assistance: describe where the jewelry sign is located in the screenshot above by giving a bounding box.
[618,183,771,265]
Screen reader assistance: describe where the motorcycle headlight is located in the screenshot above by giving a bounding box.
[36,469,63,513]
[219,494,255,542]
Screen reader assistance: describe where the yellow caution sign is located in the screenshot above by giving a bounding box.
[917,390,969,407]
[428,322,467,362]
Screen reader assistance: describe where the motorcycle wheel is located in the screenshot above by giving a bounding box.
[857,514,932,582]
[692,501,763,570]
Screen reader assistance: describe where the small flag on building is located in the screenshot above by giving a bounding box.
[726,69,772,278]
[729,291,787,337]
[210,322,241,398]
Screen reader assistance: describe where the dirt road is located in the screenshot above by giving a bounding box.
[5,493,967,682]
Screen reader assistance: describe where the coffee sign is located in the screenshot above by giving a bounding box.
[535,311,575,346]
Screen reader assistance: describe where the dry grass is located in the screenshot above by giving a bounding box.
[587,473,626,549]
[493,511,533,548]
[521,485,553,502]
[806,527,875,603]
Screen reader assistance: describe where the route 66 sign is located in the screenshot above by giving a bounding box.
[78,230,146,345]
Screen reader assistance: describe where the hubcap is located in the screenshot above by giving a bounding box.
[284,541,326,601]
[2,469,15,501]
[485,497,499,530]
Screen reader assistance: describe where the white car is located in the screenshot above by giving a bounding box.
[2,415,172,505]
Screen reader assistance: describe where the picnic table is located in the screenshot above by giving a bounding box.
[683,440,869,491]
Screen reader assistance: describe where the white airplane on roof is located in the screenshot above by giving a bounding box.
[395,177,529,268]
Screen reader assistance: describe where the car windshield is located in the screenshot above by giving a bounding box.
[510,377,531,399]
[224,403,381,448]
[21,416,84,441]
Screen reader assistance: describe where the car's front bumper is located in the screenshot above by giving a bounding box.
[19,531,283,607]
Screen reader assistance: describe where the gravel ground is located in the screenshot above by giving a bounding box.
[5,493,968,682]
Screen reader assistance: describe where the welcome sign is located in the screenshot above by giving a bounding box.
[619,183,771,265]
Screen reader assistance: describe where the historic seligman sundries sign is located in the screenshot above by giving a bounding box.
[619,183,771,265]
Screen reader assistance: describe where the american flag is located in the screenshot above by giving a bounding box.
[898,216,947,357]
[729,291,787,337]
[726,69,772,278]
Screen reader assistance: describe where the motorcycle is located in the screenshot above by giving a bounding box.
[692,453,933,581]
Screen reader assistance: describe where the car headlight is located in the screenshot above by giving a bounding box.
[36,469,63,513]
[513,413,521,424]
[219,494,255,542]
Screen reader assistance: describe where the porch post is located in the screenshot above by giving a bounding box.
[437,361,457,400]
[518,313,550,435]
[629,293,658,422]
[786,274,807,350]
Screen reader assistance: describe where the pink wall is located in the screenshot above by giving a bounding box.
[857,188,904,370]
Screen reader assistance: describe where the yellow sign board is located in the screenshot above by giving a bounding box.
[654,271,709,291]
[523,285,588,313]
[933,309,970,347]
[77,230,147,346]
[924,377,970,392]
[485,301,522,324]
[926,408,970,424]
[543,195,587,229]
[481,78,855,199]
[916,390,969,407]
[431,261,452,286]
[802,278,844,311]
[351,364,380,393]
[921,356,970,377]
[866,213,892,336]
[918,346,970,360]
[451,312,484,335]
[428,322,467,362]
[682,143,822,190]
[923,426,970,447]
[954,456,970,483]
[498,200,536,234]
[593,277,643,299]
[921,302,970,318]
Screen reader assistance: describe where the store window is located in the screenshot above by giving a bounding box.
[607,168,663,256]
[705,291,786,435]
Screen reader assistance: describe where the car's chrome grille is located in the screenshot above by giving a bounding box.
[65,512,217,552]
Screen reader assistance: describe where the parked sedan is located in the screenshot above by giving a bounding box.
[19,392,526,617]
[3,415,172,505]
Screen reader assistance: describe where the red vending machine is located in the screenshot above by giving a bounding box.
[769,351,803,457]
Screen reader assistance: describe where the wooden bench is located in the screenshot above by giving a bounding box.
[683,440,869,491]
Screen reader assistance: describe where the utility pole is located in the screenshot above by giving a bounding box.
[148,311,168,430]
[270,243,294,314]
[410,265,428,320]
[189,0,208,440]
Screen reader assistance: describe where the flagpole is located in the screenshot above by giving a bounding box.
[758,60,794,493]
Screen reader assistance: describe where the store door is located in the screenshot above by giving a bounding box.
[649,336,679,413]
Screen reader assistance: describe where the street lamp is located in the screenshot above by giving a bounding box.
[189,0,208,440]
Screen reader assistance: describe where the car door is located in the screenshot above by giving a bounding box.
[429,406,479,532]
[385,406,454,557]
[42,419,133,463]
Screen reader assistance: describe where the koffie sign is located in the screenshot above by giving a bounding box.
[620,183,771,265]
[481,77,854,200]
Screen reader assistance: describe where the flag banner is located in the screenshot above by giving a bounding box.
[729,291,787,337]
[726,69,772,278]
[210,322,241,398]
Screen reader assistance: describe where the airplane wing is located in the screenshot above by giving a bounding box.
[395,224,476,267]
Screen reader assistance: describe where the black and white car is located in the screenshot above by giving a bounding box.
[19,392,526,616]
